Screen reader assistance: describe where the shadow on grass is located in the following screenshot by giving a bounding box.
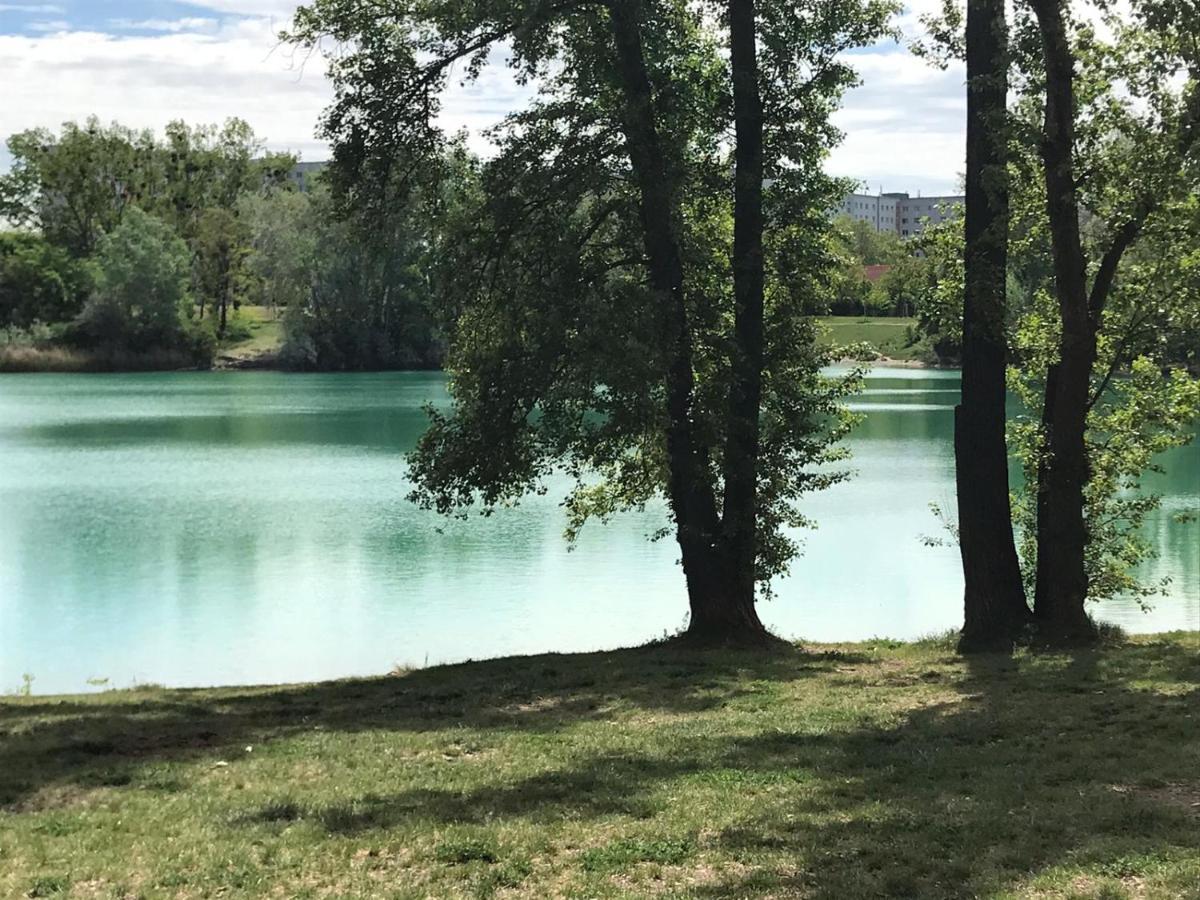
[3,638,1197,897]
[238,640,1198,896]
[693,642,1200,897]
[0,642,850,807]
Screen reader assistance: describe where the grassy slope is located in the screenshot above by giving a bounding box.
[2,635,1198,899]
[815,316,925,362]
[218,306,285,362]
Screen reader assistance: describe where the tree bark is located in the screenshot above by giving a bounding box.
[607,0,767,644]
[218,285,229,338]
[721,0,767,622]
[956,0,1030,652]
[1029,0,1097,643]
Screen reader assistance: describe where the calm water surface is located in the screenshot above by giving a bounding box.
[1,370,1196,693]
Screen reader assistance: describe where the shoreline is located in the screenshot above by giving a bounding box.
[2,351,959,375]
[10,629,1196,700]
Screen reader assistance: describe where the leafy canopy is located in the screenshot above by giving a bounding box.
[287,0,895,583]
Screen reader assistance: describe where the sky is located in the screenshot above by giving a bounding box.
[0,1,965,196]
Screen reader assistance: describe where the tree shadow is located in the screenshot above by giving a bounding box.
[695,639,1200,896]
[4,639,1196,896]
[233,640,1197,896]
[0,642,858,807]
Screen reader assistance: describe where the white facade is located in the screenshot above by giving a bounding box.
[834,189,963,238]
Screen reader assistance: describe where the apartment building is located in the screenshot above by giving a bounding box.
[835,189,963,237]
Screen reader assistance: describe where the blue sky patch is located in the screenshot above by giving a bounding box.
[0,1,277,36]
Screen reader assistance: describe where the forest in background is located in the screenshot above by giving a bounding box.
[0,118,447,372]
[3,120,1195,373]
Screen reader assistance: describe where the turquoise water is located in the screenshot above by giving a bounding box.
[0,370,1196,694]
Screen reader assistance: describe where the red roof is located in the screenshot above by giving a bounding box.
[863,264,893,283]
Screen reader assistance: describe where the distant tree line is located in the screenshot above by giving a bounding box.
[825,183,1199,370]
[0,117,451,370]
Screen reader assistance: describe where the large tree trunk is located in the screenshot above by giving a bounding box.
[956,0,1030,652]
[720,0,767,627]
[1029,0,1097,643]
[607,0,766,644]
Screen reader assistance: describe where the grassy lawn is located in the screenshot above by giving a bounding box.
[2,634,1198,898]
[815,316,926,362]
[219,306,284,361]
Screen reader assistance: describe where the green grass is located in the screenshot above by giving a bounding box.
[815,315,928,362]
[218,305,285,360]
[2,634,1198,898]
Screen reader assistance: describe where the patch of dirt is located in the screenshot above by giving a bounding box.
[1129,782,1200,817]
[9,782,98,813]
[505,696,568,715]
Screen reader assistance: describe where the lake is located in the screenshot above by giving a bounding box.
[1,370,1196,694]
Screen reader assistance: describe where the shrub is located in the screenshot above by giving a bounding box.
[74,207,198,358]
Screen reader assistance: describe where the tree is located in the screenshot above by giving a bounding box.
[1018,0,1200,643]
[909,215,967,361]
[288,0,893,644]
[0,233,91,328]
[238,188,317,313]
[76,207,194,353]
[0,117,294,260]
[192,207,249,337]
[281,178,446,371]
[877,254,931,317]
[0,120,158,257]
[955,0,1030,651]
[832,214,904,266]
[154,119,294,242]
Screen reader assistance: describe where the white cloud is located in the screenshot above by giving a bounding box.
[0,3,965,193]
[178,0,308,19]
[26,17,68,31]
[0,4,63,11]
[0,19,331,160]
[833,49,965,195]
[108,18,220,33]
[0,10,539,166]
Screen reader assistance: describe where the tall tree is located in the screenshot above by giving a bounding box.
[0,234,91,328]
[75,207,194,353]
[956,0,1029,651]
[289,0,892,644]
[722,0,768,635]
[0,120,157,257]
[1021,0,1200,642]
[605,0,747,637]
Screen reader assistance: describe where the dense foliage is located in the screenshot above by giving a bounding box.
[0,233,91,328]
[0,117,446,370]
[74,207,207,359]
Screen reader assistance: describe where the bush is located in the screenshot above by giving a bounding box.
[73,207,207,364]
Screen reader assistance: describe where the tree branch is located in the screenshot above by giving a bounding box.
[1088,78,1200,320]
